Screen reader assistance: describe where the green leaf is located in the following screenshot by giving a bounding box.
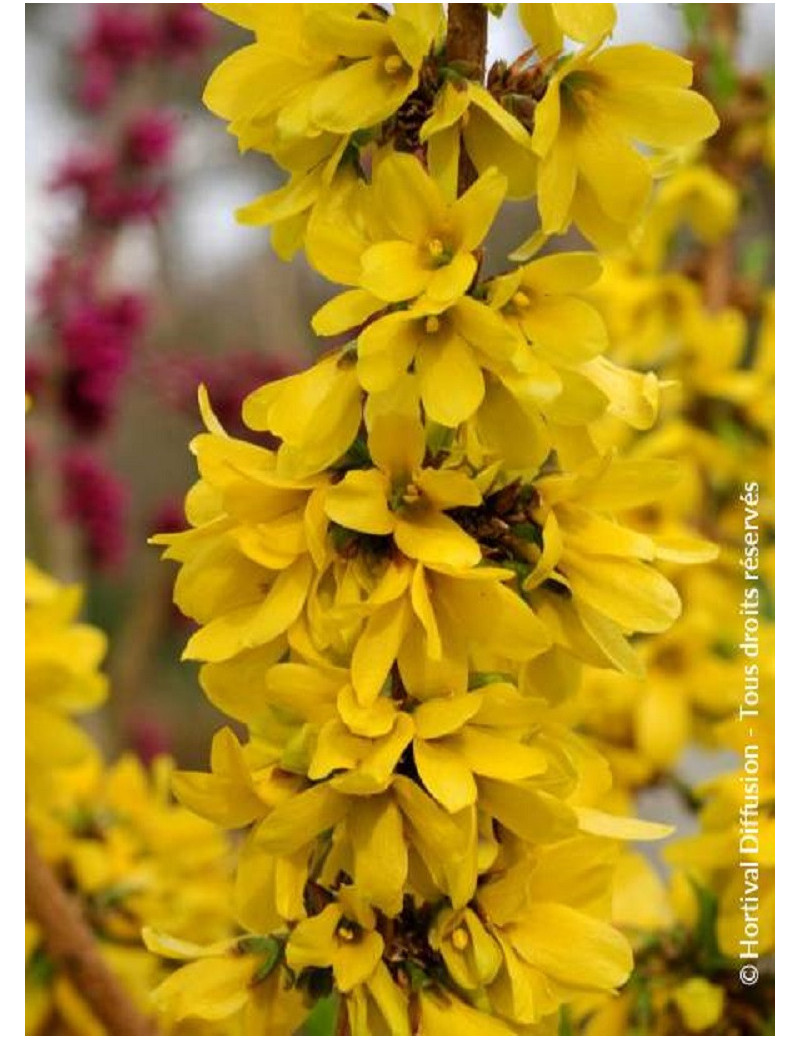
[426,422,454,458]
[238,934,283,985]
[708,39,738,103]
[683,4,709,40]
[740,237,772,284]
[300,993,339,1036]
[404,961,433,991]
[632,975,653,1035]
[469,671,515,690]
[334,435,372,471]
[26,948,55,987]
[510,522,543,548]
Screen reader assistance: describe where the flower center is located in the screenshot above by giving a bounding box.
[427,238,453,267]
[451,926,470,951]
[560,70,600,120]
[384,54,404,75]
[336,918,361,943]
[424,315,440,334]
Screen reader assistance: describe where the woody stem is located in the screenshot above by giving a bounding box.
[445,3,489,194]
[25,827,157,1036]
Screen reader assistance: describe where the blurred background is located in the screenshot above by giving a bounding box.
[25,3,774,782]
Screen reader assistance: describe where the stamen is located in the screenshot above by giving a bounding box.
[425,315,440,334]
[451,927,470,951]
[401,484,422,505]
[384,54,404,75]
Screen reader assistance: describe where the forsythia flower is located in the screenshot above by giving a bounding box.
[203,4,445,257]
[146,5,733,1034]
[530,44,719,247]
[26,754,233,1035]
[312,152,508,307]
[25,561,108,783]
[323,414,483,567]
[519,3,617,59]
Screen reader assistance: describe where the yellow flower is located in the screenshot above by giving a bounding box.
[310,151,508,307]
[324,414,483,567]
[421,80,538,200]
[519,456,716,671]
[350,559,552,706]
[252,776,479,912]
[202,4,444,259]
[671,976,725,1033]
[347,960,410,1035]
[151,387,327,662]
[237,139,351,261]
[25,561,108,779]
[519,3,616,59]
[429,905,502,990]
[488,251,608,367]
[27,754,234,1033]
[417,988,517,1035]
[299,5,444,135]
[171,726,303,828]
[146,929,307,1035]
[315,291,520,429]
[635,163,739,271]
[286,889,383,991]
[478,837,633,1024]
[204,4,443,143]
[243,350,363,479]
[531,44,719,246]
[411,686,548,813]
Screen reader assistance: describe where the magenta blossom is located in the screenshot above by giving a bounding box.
[61,449,129,571]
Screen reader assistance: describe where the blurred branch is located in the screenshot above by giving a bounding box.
[25,827,157,1036]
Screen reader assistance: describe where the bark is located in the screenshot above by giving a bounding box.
[25,828,157,1036]
[445,3,489,194]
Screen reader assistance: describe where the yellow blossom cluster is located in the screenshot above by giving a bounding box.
[550,37,775,1032]
[147,4,724,1035]
[25,562,234,1035]
[575,154,774,799]
[26,560,108,793]
[205,1,717,258]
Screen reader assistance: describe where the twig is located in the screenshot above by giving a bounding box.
[335,994,350,1036]
[703,236,735,313]
[25,827,157,1036]
[445,4,488,195]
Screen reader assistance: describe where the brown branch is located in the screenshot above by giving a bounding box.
[445,3,488,194]
[107,556,173,740]
[703,236,735,313]
[335,994,350,1036]
[25,827,157,1036]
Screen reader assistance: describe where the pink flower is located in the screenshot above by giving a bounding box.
[59,293,147,434]
[124,111,177,167]
[158,4,216,59]
[50,148,117,201]
[154,350,299,436]
[61,449,129,570]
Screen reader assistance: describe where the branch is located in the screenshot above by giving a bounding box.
[25,828,157,1036]
[445,3,488,194]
